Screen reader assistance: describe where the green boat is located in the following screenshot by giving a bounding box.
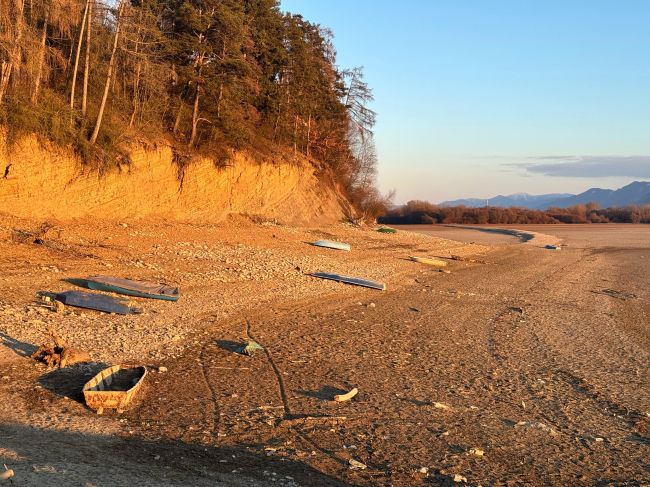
[377,226,397,234]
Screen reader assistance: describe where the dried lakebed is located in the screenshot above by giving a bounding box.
[0,219,648,486]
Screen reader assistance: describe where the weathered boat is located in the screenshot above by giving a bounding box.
[83,365,147,414]
[409,256,448,267]
[313,240,351,251]
[54,290,141,315]
[376,226,397,234]
[311,272,386,291]
[86,276,180,301]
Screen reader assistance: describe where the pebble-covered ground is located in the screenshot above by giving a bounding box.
[0,216,484,366]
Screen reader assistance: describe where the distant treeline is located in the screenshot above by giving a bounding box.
[380,201,650,224]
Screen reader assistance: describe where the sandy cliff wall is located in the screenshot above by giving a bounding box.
[0,134,345,223]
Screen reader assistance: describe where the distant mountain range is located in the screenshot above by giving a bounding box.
[440,181,650,209]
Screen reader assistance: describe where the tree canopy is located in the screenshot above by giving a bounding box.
[0,0,383,213]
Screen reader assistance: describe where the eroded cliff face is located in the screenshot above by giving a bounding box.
[0,134,345,223]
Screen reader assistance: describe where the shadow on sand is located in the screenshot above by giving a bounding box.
[38,362,111,403]
[297,386,349,401]
[0,332,38,358]
[0,422,353,486]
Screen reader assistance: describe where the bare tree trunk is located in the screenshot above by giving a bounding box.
[217,82,223,118]
[0,63,13,105]
[306,112,312,157]
[129,55,142,127]
[31,12,48,104]
[216,42,225,118]
[90,0,124,145]
[70,0,89,110]
[293,114,298,155]
[173,99,183,134]
[188,83,200,147]
[0,0,25,105]
[81,0,92,116]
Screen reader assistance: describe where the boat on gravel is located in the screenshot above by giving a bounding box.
[86,276,180,301]
[409,256,448,267]
[52,290,141,315]
[313,240,351,251]
[83,365,147,414]
[311,272,385,290]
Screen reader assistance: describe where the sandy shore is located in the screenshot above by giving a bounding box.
[0,219,648,485]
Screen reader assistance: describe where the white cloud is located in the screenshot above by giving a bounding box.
[515,156,650,178]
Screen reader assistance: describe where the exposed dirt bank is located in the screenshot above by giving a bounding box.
[0,134,344,224]
[0,220,648,486]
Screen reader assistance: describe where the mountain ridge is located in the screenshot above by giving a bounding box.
[440,181,650,209]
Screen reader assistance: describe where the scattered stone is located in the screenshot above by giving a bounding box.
[158,366,168,373]
[469,448,484,457]
[418,466,429,474]
[1,465,14,481]
[348,459,367,470]
[453,474,467,483]
[433,402,450,410]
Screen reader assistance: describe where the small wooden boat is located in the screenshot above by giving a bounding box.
[86,276,180,301]
[410,256,448,267]
[313,240,351,251]
[83,365,147,414]
[54,291,141,315]
[377,226,397,234]
[311,272,386,291]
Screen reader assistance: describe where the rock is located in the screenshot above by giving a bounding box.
[158,366,168,373]
[433,402,450,410]
[348,459,367,470]
[418,466,429,474]
[469,448,484,457]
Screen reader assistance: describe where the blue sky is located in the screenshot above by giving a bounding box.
[280,0,650,202]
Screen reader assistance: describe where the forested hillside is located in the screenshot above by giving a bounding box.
[0,0,382,214]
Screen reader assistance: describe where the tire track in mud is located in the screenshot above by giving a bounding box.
[485,245,647,447]
[485,248,589,366]
[245,318,292,418]
[186,292,371,440]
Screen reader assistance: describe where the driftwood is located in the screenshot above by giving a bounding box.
[31,327,91,368]
[334,388,358,402]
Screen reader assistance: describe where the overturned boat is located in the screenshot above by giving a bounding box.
[311,272,385,291]
[52,290,141,315]
[313,240,351,251]
[86,276,180,301]
[409,256,448,267]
